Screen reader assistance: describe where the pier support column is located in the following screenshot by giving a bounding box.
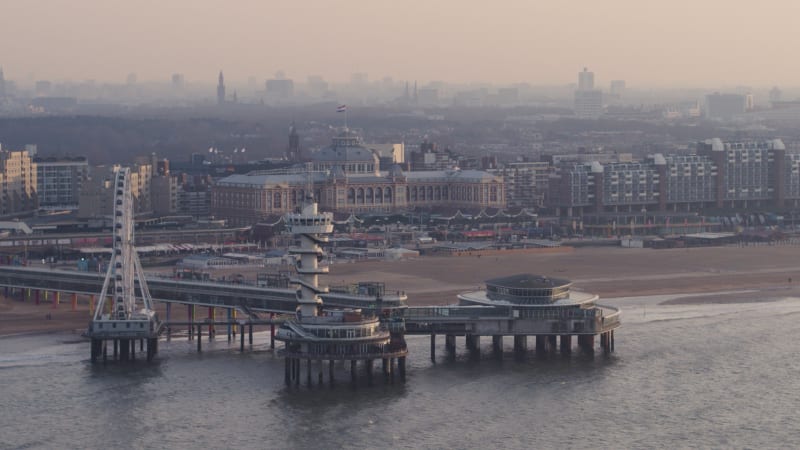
[366,359,374,386]
[430,333,436,363]
[445,334,456,354]
[611,330,615,352]
[547,335,557,353]
[34,289,40,305]
[466,334,480,357]
[560,335,572,354]
[119,339,128,360]
[103,340,108,362]
[208,307,215,340]
[285,357,291,386]
[535,335,547,355]
[113,339,118,359]
[249,323,253,346]
[578,335,595,353]
[513,335,527,356]
[382,358,389,380]
[88,295,94,317]
[70,293,77,311]
[165,303,171,340]
[329,360,335,386]
[270,313,276,349]
[307,359,312,388]
[240,324,245,352]
[398,357,406,382]
[492,335,503,358]
[188,304,194,340]
[601,332,611,354]
[90,339,100,363]
[295,359,300,387]
[52,291,59,309]
[196,325,202,352]
[146,338,154,362]
[227,309,232,342]
[350,360,357,385]
[131,339,135,360]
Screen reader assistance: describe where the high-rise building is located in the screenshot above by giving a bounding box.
[171,73,184,90]
[547,138,800,216]
[705,93,746,119]
[578,68,594,90]
[287,123,301,162]
[609,80,626,99]
[574,67,603,118]
[266,77,294,100]
[0,146,38,217]
[79,164,152,218]
[35,156,89,210]
[745,93,755,111]
[217,71,225,105]
[769,86,782,104]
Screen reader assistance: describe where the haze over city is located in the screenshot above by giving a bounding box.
[2,0,798,86]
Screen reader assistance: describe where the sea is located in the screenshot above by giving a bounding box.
[2,293,800,449]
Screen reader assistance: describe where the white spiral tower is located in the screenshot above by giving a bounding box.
[285,195,334,318]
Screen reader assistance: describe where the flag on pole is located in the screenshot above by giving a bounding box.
[336,104,347,113]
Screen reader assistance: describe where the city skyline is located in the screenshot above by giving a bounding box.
[1,0,798,87]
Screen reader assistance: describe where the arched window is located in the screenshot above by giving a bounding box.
[366,187,374,204]
[490,185,498,202]
[273,192,282,209]
[411,187,417,202]
[427,186,434,202]
[435,186,441,201]
[385,187,393,203]
[419,186,425,201]
[375,187,383,203]
[357,188,365,204]
[442,186,448,199]
[291,190,297,206]
[347,188,355,204]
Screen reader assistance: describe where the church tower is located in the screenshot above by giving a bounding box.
[217,71,226,105]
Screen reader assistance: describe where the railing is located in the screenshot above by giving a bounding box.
[596,304,622,331]
[405,305,509,319]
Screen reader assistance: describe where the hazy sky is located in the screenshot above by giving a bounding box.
[1,0,798,87]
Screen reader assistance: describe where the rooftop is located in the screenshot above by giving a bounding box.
[485,273,571,290]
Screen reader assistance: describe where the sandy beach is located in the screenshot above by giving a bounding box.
[2,244,800,336]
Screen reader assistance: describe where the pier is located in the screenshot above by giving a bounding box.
[0,173,620,383]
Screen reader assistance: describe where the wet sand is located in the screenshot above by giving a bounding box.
[3,244,800,335]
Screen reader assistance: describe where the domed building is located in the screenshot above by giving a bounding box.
[212,130,505,226]
[311,131,381,176]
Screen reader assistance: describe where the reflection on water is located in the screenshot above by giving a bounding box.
[2,296,800,448]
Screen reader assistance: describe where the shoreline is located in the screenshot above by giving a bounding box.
[3,244,800,336]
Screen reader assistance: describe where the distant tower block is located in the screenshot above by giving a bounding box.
[288,122,301,161]
[217,71,226,105]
